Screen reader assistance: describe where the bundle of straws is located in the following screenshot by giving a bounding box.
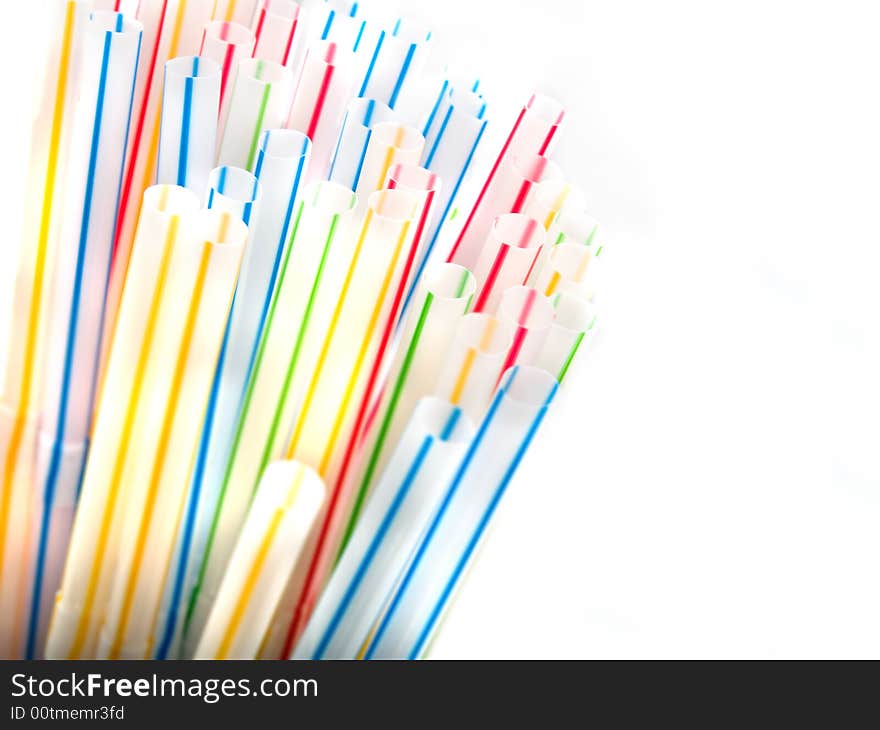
[0,0,601,660]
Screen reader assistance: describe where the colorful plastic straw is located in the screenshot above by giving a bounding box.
[194,460,324,659]
[401,85,487,315]
[357,18,431,109]
[294,397,473,659]
[537,292,597,384]
[495,285,555,383]
[179,180,357,658]
[19,9,143,662]
[535,241,595,300]
[272,187,422,654]
[102,0,213,382]
[93,208,247,660]
[44,184,201,659]
[341,263,476,550]
[354,122,424,202]
[159,133,308,658]
[158,56,221,195]
[0,0,89,660]
[200,20,257,137]
[433,312,512,423]
[217,59,295,171]
[362,365,558,659]
[251,0,301,69]
[520,178,587,284]
[447,93,565,269]
[471,213,545,315]
[211,0,260,27]
[327,97,395,190]
[287,40,355,179]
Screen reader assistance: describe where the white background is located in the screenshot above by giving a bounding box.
[0,0,875,658]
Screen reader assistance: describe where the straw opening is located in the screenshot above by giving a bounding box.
[526,93,566,126]
[512,153,563,185]
[193,209,248,247]
[370,122,424,152]
[552,292,596,333]
[500,365,558,407]
[262,0,301,21]
[166,56,221,81]
[240,58,290,84]
[387,163,440,193]
[367,188,420,221]
[491,213,544,250]
[499,286,555,330]
[88,11,141,35]
[260,129,310,160]
[305,180,358,215]
[425,263,476,302]
[208,166,260,204]
[204,20,256,47]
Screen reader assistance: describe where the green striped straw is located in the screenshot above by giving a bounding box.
[338,263,476,555]
[537,291,597,383]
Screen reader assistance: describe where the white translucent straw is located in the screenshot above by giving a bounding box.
[212,0,261,26]
[251,0,302,68]
[362,366,558,659]
[327,97,395,190]
[471,213,545,314]
[217,58,295,171]
[495,285,556,381]
[158,56,221,196]
[537,292,597,384]
[200,20,257,135]
[195,461,324,660]
[287,39,355,180]
[356,18,431,109]
[294,398,473,659]
[178,181,358,658]
[159,132,309,658]
[354,122,424,202]
[447,94,565,269]
[340,264,476,552]
[6,9,141,661]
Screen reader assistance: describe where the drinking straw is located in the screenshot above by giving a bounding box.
[158,132,308,658]
[251,0,301,68]
[471,213,545,315]
[339,264,476,554]
[362,365,558,659]
[286,40,355,180]
[217,59,295,171]
[354,122,424,201]
[158,56,221,196]
[519,178,587,284]
[495,285,555,383]
[102,0,215,383]
[304,1,371,80]
[534,241,595,300]
[194,460,324,659]
[433,312,512,423]
[211,0,260,26]
[272,188,422,654]
[446,93,565,269]
[18,10,142,662]
[0,0,89,660]
[93,208,247,660]
[392,65,480,133]
[536,292,597,384]
[357,18,431,109]
[43,184,202,660]
[327,97,395,190]
[200,20,257,136]
[178,181,357,658]
[399,85,487,322]
[294,397,473,659]
[538,208,602,297]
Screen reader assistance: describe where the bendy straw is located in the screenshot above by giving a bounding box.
[158,131,308,658]
[43,185,201,660]
[194,461,324,659]
[433,312,512,423]
[354,122,424,201]
[357,18,431,109]
[102,0,214,382]
[158,56,221,195]
[537,292,597,384]
[407,85,487,284]
[178,181,357,658]
[211,0,260,26]
[447,94,565,269]
[252,0,301,68]
[287,40,355,179]
[217,59,295,171]
[0,0,88,659]
[274,188,422,654]
[93,208,246,660]
[294,397,473,660]
[471,213,545,315]
[327,97,395,190]
[495,285,555,381]
[340,264,476,550]
[200,20,257,132]
[362,365,558,659]
[20,10,142,661]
